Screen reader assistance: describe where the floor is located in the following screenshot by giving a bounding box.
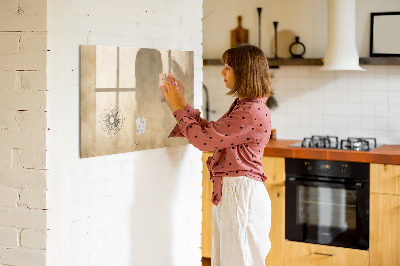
[202,257,211,266]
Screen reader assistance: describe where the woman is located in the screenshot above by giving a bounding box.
[161,44,273,266]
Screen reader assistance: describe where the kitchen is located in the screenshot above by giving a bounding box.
[202,0,400,265]
[1,0,398,264]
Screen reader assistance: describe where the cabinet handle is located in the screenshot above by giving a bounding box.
[314,252,335,257]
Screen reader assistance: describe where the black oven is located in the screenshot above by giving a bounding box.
[285,158,369,250]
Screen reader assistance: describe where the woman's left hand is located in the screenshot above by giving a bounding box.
[160,79,183,113]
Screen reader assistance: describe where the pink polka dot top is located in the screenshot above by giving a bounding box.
[169,97,272,206]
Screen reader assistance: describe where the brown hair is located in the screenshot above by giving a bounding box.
[221,44,273,99]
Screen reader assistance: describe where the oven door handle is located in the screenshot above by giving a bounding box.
[287,177,364,189]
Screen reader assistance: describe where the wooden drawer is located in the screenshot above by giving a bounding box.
[284,241,369,266]
[370,163,400,195]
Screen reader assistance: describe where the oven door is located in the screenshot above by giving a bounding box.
[285,177,369,250]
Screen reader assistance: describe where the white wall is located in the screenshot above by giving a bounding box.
[204,0,326,59]
[203,0,400,145]
[271,65,400,144]
[47,0,203,266]
[204,65,400,144]
[203,0,400,58]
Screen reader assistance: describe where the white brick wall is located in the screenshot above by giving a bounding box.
[0,247,46,266]
[0,187,19,208]
[2,0,204,265]
[0,0,48,265]
[0,169,47,189]
[21,229,47,250]
[0,227,19,247]
[46,1,203,266]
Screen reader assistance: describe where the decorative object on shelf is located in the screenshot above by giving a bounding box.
[270,129,276,140]
[231,16,249,48]
[257,8,262,48]
[370,12,400,57]
[266,95,278,110]
[266,71,278,110]
[289,36,306,58]
[273,21,279,58]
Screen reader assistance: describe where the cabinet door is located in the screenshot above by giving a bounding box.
[370,193,400,266]
[261,156,285,185]
[264,184,284,266]
[201,152,213,258]
[284,241,369,266]
[370,163,400,195]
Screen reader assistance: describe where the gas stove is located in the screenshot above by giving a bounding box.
[289,135,381,151]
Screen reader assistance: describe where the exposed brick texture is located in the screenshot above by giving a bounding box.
[2,0,204,265]
[0,0,47,264]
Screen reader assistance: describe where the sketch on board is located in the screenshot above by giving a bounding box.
[80,45,194,158]
[99,105,124,136]
[136,118,146,136]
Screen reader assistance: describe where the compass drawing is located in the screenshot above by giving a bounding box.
[99,106,124,136]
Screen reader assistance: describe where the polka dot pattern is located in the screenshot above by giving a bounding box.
[169,97,272,206]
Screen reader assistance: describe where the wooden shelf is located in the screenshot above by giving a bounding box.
[203,58,323,67]
[202,59,222,65]
[268,58,322,67]
[359,57,400,65]
[203,57,400,67]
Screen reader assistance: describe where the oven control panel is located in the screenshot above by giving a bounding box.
[318,162,331,173]
[286,158,369,180]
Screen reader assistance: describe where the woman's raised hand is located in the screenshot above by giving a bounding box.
[160,76,184,113]
[168,75,187,108]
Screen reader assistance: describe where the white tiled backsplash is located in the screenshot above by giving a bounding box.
[203,65,400,145]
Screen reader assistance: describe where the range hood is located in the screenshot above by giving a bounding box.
[320,0,365,71]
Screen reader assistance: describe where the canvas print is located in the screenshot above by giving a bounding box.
[80,45,194,158]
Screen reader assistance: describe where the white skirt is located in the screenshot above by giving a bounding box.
[212,176,271,266]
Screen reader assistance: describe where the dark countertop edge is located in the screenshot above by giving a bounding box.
[263,140,400,165]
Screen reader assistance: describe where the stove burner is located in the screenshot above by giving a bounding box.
[295,136,378,151]
[340,137,377,151]
[301,135,339,149]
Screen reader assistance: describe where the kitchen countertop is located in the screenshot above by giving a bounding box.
[263,139,400,165]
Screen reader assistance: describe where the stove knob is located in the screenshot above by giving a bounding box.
[340,164,347,174]
[305,162,312,171]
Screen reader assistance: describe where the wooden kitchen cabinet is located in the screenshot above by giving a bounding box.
[262,156,285,266]
[370,163,400,195]
[370,163,400,266]
[201,154,286,266]
[201,152,213,258]
[284,241,369,266]
[264,184,285,266]
[370,193,400,266]
[261,156,285,186]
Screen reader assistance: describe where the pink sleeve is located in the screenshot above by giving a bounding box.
[172,107,256,152]
[169,104,210,138]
